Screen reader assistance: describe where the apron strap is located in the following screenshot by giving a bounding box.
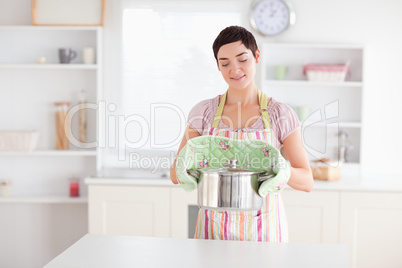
[258,89,271,129]
[211,91,227,128]
[211,89,271,129]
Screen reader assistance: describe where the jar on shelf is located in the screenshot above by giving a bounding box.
[78,90,87,144]
[69,178,80,197]
[54,102,70,150]
[0,179,12,197]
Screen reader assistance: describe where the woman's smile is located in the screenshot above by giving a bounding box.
[231,74,245,81]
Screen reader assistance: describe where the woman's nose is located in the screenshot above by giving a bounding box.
[231,62,241,74]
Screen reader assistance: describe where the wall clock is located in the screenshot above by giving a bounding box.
[250,0,296,36]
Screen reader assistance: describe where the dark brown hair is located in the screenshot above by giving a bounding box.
[212,26,258,60]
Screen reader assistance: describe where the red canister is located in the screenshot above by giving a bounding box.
[69,178,80,197]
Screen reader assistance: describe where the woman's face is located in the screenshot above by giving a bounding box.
[216,40,260,90]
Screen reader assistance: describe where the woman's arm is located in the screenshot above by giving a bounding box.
[282,129,314,192]
[170,125,201,184]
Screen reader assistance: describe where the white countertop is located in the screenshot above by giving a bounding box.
[0,195,87,203]
[86,164,402,192]
[44,234,349,268]
[85,175,402,193]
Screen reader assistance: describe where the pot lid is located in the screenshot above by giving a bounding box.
[199,158,266,175]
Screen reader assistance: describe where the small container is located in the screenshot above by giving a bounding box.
[296,106,311,121]
[54,102,70,150]
[274,65,287,80]
[310,158,341,181]
[78,90,87,144]
[82,47,96,64]
[0,180,12,197]
[37,56,47,64]
[69,178,80,197]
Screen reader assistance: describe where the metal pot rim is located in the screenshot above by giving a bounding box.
[198,167,266,176]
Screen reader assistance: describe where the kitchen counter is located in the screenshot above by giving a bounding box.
[86,163,402,192]
[85,174,402,193]
[44,234,349,268]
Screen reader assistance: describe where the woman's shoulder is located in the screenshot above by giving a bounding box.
[267,97,295,117]
[267,97,300,143]
[187,95,220,134]
[189,95,220,117]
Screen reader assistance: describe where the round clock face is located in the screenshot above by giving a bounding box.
[251,0,295,36]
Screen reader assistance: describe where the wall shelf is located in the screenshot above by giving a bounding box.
[260,43,364,50]
[264,80,362,88]
[0,25,101,31]
[0,64,98,70]
[261,43,364,163]
[302,122,362,128]
[0,150,97,156]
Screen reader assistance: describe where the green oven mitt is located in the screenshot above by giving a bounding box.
[175,136,290,196]
[258,158,291,197]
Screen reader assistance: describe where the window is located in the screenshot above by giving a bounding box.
[119,1,241,150]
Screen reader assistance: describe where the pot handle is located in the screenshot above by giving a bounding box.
[187,170,200,179]
[224,158,238,168]
[257,173,275,182]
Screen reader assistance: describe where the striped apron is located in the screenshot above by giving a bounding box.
[194,89,289,242]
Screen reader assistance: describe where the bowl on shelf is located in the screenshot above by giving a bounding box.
[0,130,40,152]
[303,61,350,82]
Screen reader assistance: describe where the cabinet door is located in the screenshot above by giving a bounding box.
[340,192,402,268]
[281,189,340,243]
[0,203,87,268]
[88,185,170,237]
[170,187,198,239]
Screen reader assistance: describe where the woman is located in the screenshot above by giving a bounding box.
[170,26,313,242]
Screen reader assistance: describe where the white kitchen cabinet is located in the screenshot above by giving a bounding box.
[339,191,402,268]
[0,201,87,268]
[281,189,340,244]
[87,183,198,240]
[87,180,402,268]
[260,43,364,165]
[88,185,171,237]
[170,186,198,239]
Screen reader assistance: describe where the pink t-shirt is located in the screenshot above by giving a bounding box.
[187,95,300,148]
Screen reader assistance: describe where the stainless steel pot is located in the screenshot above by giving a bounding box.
[188,159,274,211]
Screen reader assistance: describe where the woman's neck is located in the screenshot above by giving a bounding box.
[226,83,259,106]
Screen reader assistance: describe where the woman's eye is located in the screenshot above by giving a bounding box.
[239,58,248,62]
[221,62,229,67]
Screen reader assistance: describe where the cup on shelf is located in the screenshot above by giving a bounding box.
[82,47,96,64]
[0,179,12,197]
[59,48,77,64]
[297,106,311,121]
[274,65,288,80]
